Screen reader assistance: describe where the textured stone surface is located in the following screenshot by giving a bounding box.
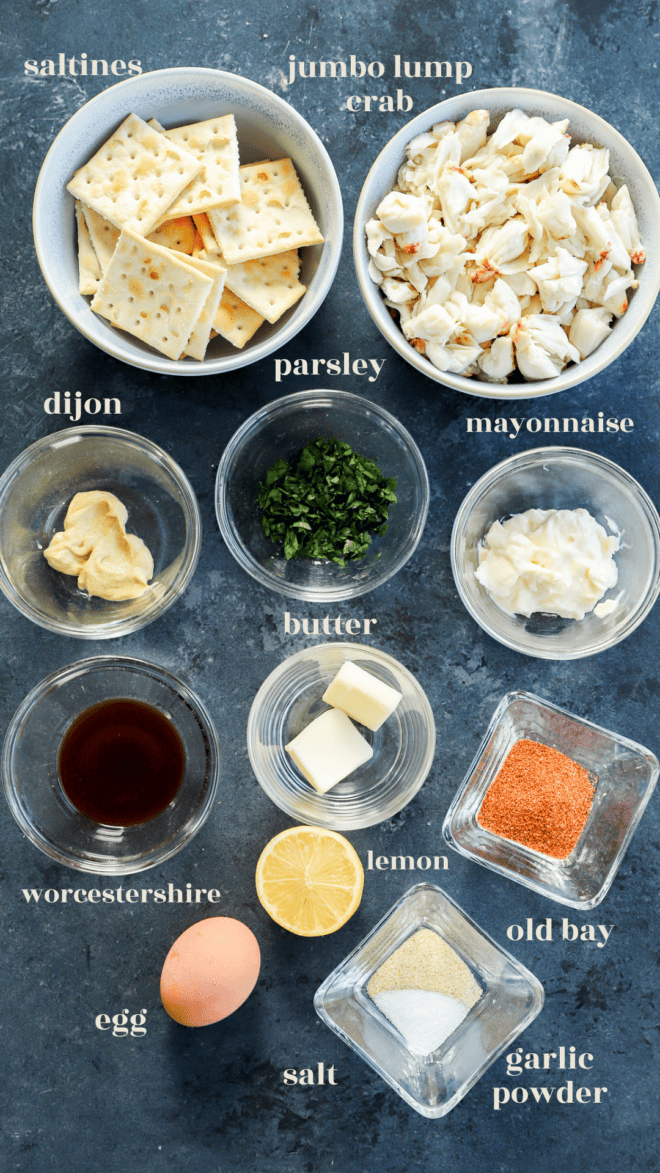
[1,1,660,1171]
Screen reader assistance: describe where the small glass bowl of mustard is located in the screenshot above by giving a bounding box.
[0,425,201,639]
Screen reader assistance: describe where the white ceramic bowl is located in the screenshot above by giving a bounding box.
[33,67,343,377]
[354,87,660,399]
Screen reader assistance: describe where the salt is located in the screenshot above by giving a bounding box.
[374,988,470,1056]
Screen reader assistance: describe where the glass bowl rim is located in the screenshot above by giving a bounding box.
[247,640,436,829]
[441,688,660,908]
[315,879,545,987]
[314,881,545,1117]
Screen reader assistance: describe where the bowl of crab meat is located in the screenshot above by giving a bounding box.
[355,88,660,399]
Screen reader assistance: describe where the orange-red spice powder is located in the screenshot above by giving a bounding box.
[477,739,595,860]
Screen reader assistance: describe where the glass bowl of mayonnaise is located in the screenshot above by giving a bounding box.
[451,446,660,659]
[0,425,201,639]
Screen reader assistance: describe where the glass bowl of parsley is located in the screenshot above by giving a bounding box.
[216,390,429,600]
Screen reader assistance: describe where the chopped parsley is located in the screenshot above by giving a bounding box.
[257,435,398,567]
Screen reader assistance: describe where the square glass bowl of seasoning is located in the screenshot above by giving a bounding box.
[442,690,659,909]
[314,883,544,1118]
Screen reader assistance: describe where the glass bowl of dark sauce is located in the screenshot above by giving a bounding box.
[3,657,220,874]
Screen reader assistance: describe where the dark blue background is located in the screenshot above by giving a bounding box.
[1,1,659,1170]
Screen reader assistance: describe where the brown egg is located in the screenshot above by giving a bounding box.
[160,917,261,1027]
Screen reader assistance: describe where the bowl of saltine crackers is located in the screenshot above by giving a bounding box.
[33,67,343,376]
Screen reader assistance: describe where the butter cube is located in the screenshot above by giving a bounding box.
[322,661,402,731]
[285,708,373,793]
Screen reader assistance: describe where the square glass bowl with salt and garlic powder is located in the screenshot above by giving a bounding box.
[315,884,544,1118]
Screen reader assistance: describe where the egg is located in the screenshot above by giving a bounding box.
[160,917,261,1027]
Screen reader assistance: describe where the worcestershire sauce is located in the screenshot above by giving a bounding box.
[58,698,185,826]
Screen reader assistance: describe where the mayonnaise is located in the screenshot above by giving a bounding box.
[475,507,620,620]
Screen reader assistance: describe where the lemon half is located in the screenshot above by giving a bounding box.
[255,825,364,937]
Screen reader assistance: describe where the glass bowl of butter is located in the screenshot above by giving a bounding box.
[0,425,201,639]
[451,446,660,659]
[247,642,436,830]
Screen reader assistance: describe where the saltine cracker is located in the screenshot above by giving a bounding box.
[67,113,203,236]
[193,213,221,254]
[149,217,197,255]
[91,229,213,361]
[82,204,120,272]
[213,289,265,349]
[153,116,240,224]
[182,255,228,360]
[224,250,306,323]
[83,203,196,269]
[207,158,323,265]
[75,201,101,295]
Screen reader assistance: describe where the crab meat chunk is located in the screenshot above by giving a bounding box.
[569,307,614,358]
[528,248,588,313]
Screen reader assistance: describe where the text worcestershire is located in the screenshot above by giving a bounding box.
[22,882,222,904]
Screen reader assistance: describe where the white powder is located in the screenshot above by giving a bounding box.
[374,988,470,1055]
